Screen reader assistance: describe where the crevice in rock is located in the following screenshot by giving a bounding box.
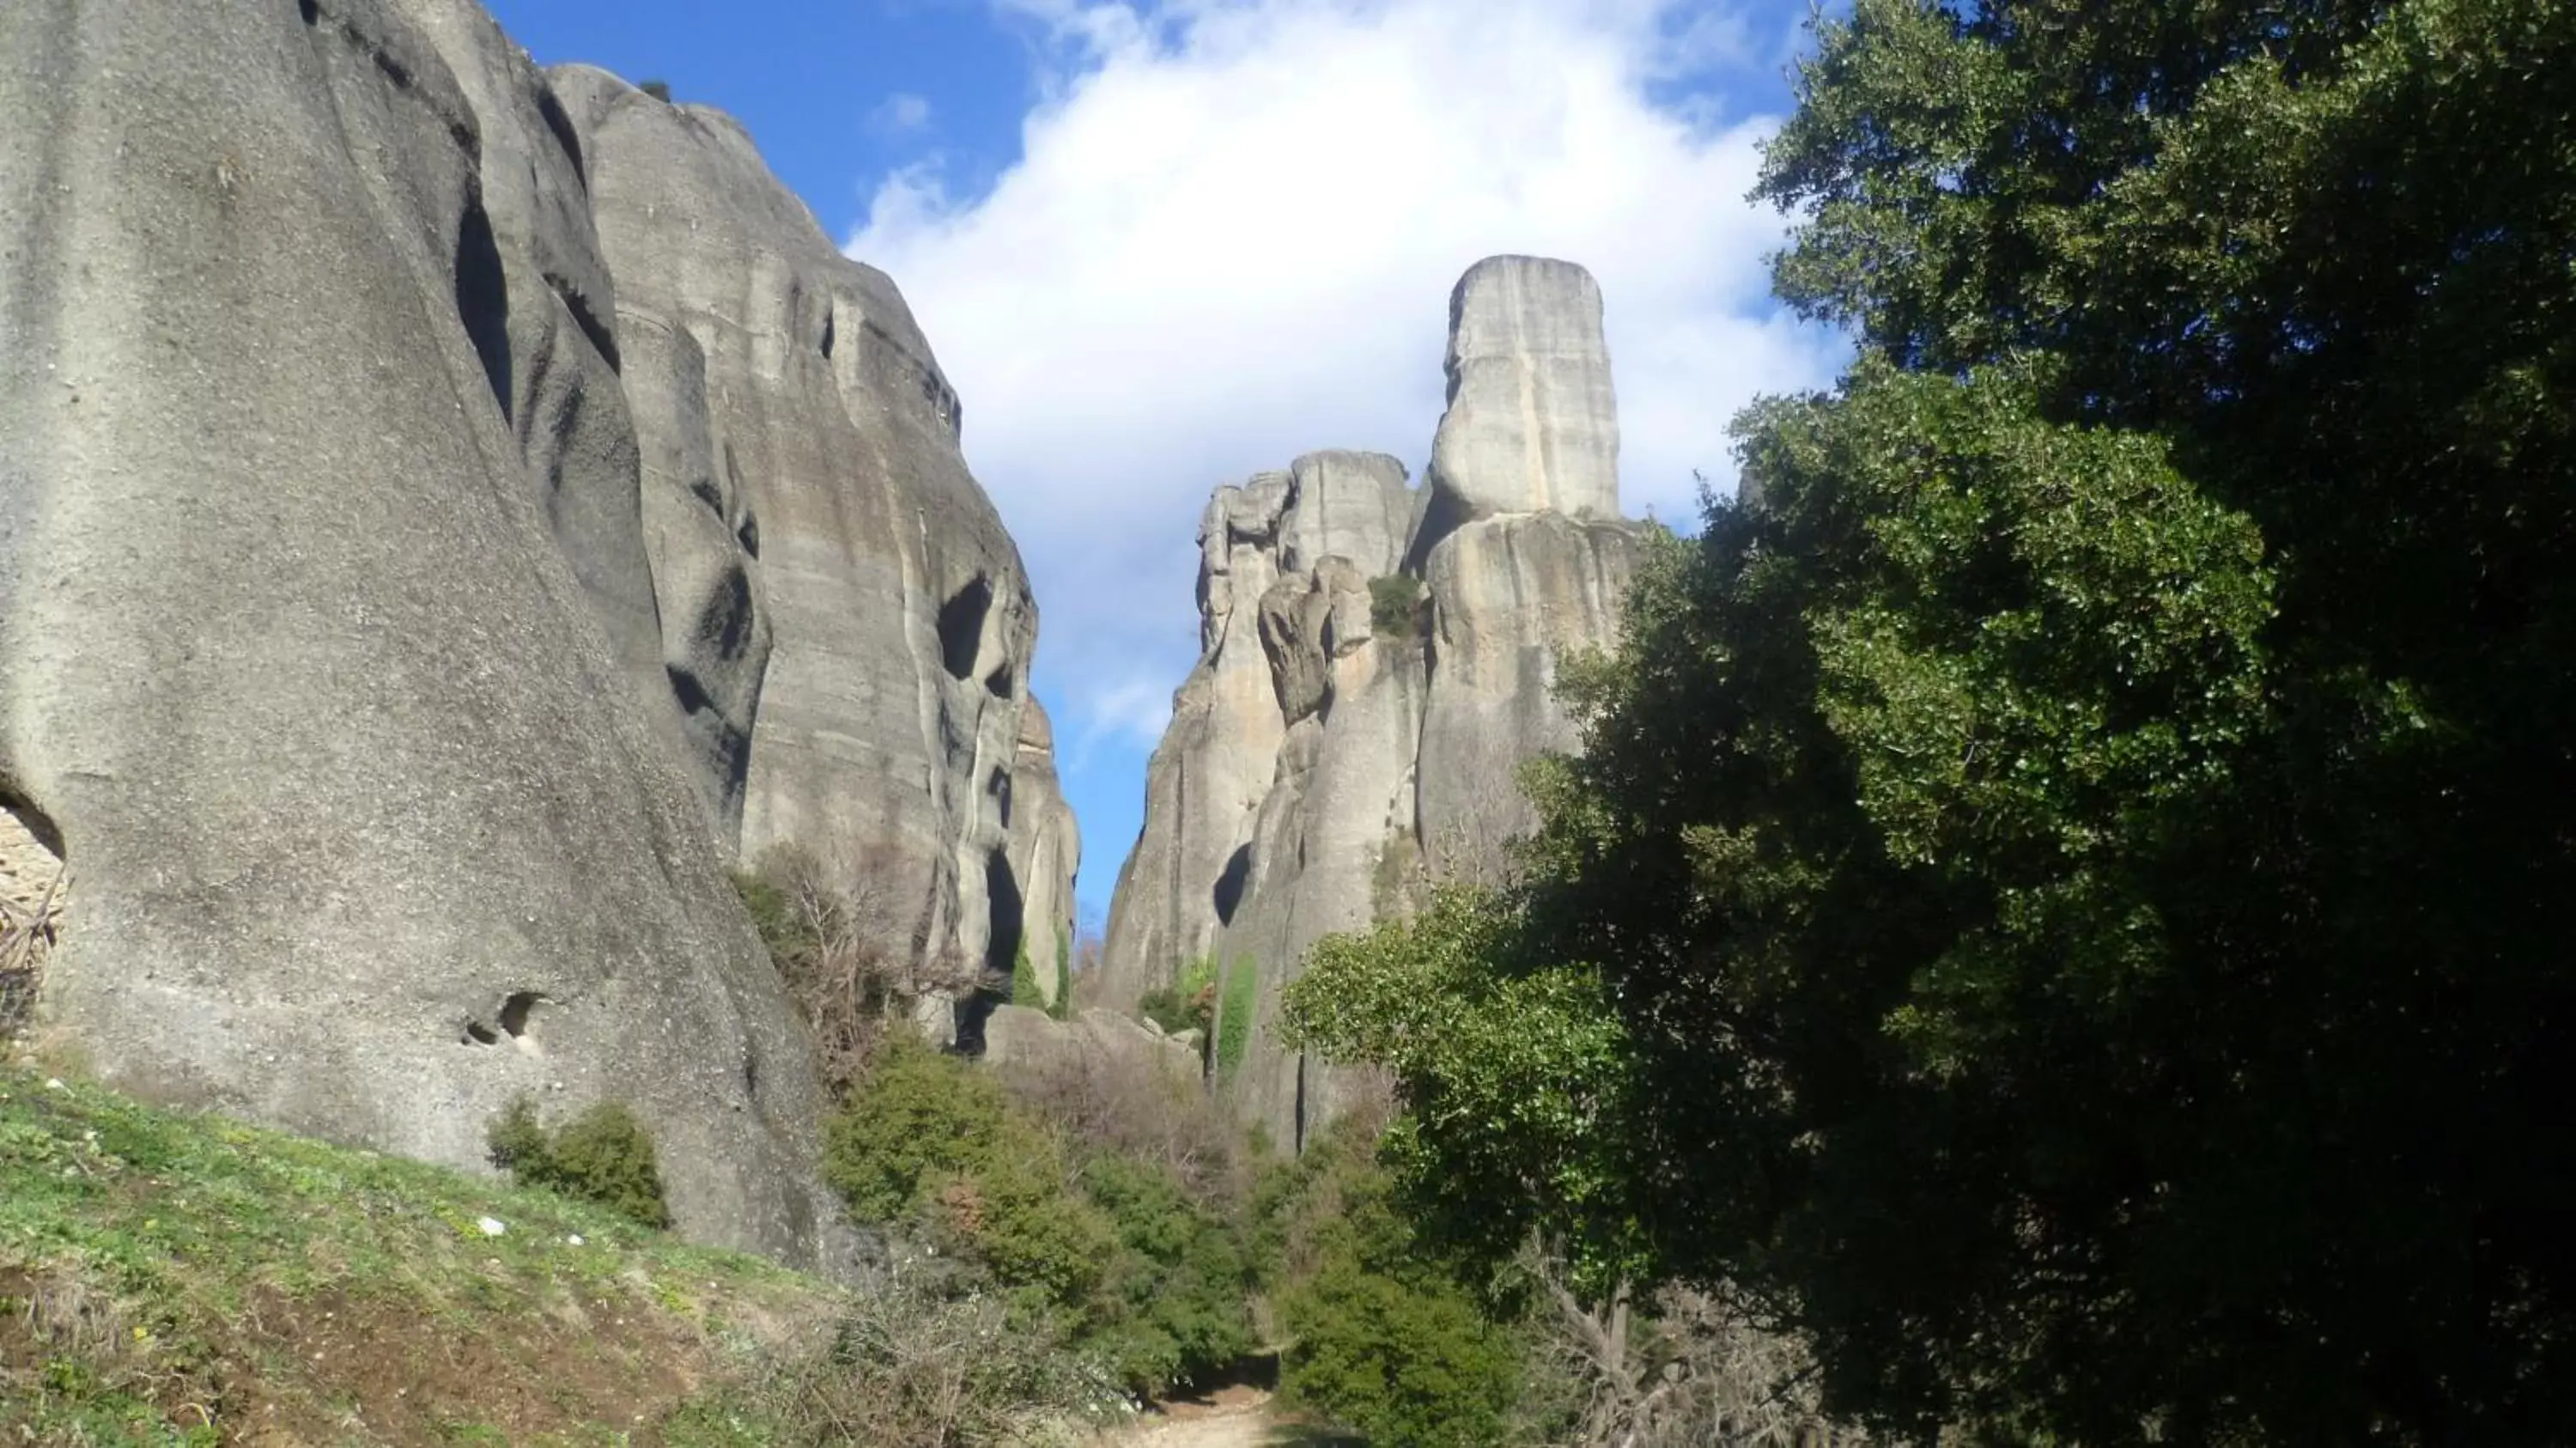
[453,197,512,422]
[988,767,1013,830]
[545,271,619,373]
[983,662,1012,700]
[534,82,586,186]
[726,443,760,558]
[937,575,992,684]
[666,662,715,717]
[819,304,835,361]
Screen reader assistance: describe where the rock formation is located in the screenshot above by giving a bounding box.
[0,0,1071,1263]
[555,67,1078,1021]
[1100,257,1645,1147]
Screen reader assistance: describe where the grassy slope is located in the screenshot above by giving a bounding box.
[0,1068,842,1446]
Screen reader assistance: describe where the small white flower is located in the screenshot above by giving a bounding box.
[477,1216,507,1237]
[565,1233,585,1247]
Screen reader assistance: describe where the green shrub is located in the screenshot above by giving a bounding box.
[1138,954,1218,1038]
[1269,1126,1520,1448]
[487,1098,671,1229]
[1369,574,1425,638]
[730,866,810,964]
[1054,927,1073,1021]
[1081,1153,1258,1396]
[821,1031,1011,1223]
[823,1031,1115,1319]
[1010,940,1042,1010]
[638,78,672,102]
[1215,954,1258,1080]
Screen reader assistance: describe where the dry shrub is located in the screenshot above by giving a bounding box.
[993,1037,1249,1212]
[739,843,976,1098]
[0,873,62,1046]
[1516,1247,1868,1448]
[690,1252,1120,1448]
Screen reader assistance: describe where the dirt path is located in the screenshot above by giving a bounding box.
[1109,1399,1279,1448]
[1104,1388,1352,1447]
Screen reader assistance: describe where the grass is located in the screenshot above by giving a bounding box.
[0,1068,840,1445]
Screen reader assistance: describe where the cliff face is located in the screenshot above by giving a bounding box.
[0,0,1070,1264]
[1100,257,1644,1147]
[555,67,1078,1018]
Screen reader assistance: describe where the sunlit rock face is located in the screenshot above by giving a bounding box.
[1102,258,1647,1148]
[556,64,1078,1021]
[0,0,846,1267]
[0,0,1079,1269]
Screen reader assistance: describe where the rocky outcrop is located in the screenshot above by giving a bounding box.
[980,1004,1203,1084]
[556,67,1077,1019]
[1100,259,1644,1147]
[0,0,1071,1265]
[1098,452,1413,1010]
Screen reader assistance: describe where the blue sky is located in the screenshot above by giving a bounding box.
[484,0,1843,933]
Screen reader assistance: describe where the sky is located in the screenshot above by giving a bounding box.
[483,0,1848,929]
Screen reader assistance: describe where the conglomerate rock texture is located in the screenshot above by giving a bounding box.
[1101,258,1645,1147]
[0,0,1070,1264]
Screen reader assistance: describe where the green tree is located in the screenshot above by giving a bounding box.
[1296,0,2576,1440]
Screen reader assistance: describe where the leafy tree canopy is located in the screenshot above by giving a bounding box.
[1291,0,2576,1441]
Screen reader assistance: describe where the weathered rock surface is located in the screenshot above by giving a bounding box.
[980,1004,1203,1084]
[0,0,850,1265]
[1098,453,1412,1010]
[1101,259,1643,1147]
[0,0,1074,1266]
[558,67,1076,1016]
[1411,256,1621,567]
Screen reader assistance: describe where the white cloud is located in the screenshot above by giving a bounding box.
[850,0,1841,750]
[866,91,934,136]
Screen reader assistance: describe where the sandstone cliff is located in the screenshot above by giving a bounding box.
[553,66,1078,1021]
[1100,257,1645,1147]
[0,0,1070,1263]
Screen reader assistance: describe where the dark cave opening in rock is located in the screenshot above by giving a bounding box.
[1212,843,1252,927]
[938,575,993,684]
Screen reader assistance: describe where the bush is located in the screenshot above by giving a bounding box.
[1139,955,1218,1038]
[638,78,672,102]
[1054,927,1073,1022]
[1267,1123,1520,1448]
[821,1030,1012,1223]
[1215,954,1258,1080]
[1369,574,1425,638]
[665,1256,1123,1447]
[734,843,975,1099]
[823,1031,1115,1322]
[487,1098,671,1229]
[832,1029,1273,1401]
[1080,1153,1258,1396]
[1011,940,1043,1010]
